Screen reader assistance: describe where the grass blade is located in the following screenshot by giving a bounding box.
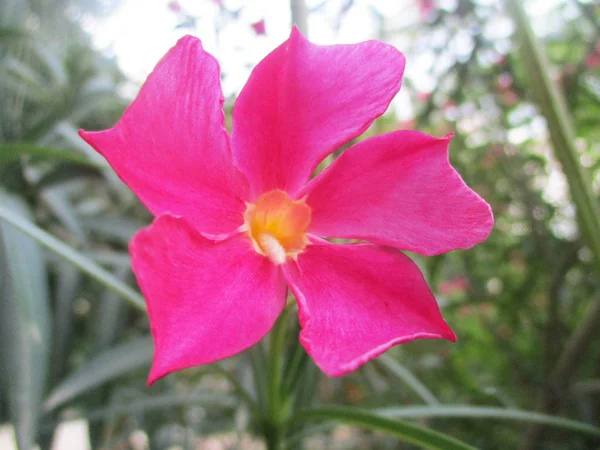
[293,406,477,450]
[44,336,153,412]
[377,405,600,438]
[376,354,440,405]
[0,142,105,168]
[0,204,146,311]
[0,191,52,450]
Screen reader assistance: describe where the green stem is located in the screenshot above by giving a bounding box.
[506,2,600,447]
[282,331,307,395]
[265,302,293,449]
[249,344,268,415]
[506,0,600,276]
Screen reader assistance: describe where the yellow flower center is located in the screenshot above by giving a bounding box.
[244,190,311,264]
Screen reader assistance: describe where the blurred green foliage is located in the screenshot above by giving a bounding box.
[1,0,599,449]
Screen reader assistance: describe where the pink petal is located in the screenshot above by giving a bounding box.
[80,36,248,238]
[231,27,405,198]
[131,216,286,384]
[284,240,455,377]
[251,19,266,36]
[168,1,181,12]
[300,131,493,256]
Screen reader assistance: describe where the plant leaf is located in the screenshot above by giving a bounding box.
[0,142,105,168]
[84,391,236,423]
[0,204,146,311]
[377,405,600,437]
[293,406,477,450]
[81,215,144,245]
[95,267,130,350]
[36,163,102,190]
[41,187,88,244]
[0,191,52,450]
[0,27,29,43]
[50,263,81,385]
[375,355,440,405]
[44,336,154,412]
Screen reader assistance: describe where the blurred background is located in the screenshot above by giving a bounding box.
[1,0,599,449]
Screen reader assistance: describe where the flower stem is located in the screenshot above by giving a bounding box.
[264,302,294,449]
[506,1,600,447]
[506,0,600,276]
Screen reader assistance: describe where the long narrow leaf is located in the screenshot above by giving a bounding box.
[293,406,477,450]
[377,405,600,437]
[0,191,52,450]
[50,263,81,385]
[81,216,144,245]
[0,142,105,168]
[0,27,29,42]
[96,267,130,350]
[41,391,236,434]
[0,205,146,311]
[84,391,235,422]
[36,164,102,190]
[506,0,600,274]
[376,355,440,405]
[41,188,88,244]
[44,336,153,412]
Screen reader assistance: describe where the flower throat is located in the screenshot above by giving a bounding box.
[244,190,311,264]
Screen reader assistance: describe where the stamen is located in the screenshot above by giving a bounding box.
[244,190,311,264]
[257,232,287,265]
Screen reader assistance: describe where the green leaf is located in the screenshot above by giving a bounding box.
[44,336,154,412]
[81,216,144,245]
[377,405,600,437]
[292,406,477,450]
[40,391,236,434]
[0,27,29,43]
[507,0,600,275]
[50,263,81,385]
[32,39,67,87]
[0,142,105,168]
[0,204,146,311]
[0,191,52,450]
[95,268,130,350]
[0,161,28,193]
[375,354,440,405]
[36,163,102,190]
[81,391,236,423]
[2,57,47,96]
[42,188,88,244]
[210,364,261,417]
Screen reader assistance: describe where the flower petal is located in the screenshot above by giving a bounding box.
[301,131,493,256]
[80,36,248,238]
[231,27,405,197]
[284,240,455,377]
[131,215,286,384]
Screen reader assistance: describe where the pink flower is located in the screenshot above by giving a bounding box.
[251,19,266,36]
[439,276,468,295]
[167,1,181,12]
[418,0,436,20]
[416,91,431,101]
[442,99,456,110]
[79,29,493,384]
[585,52,600,69]
[396,118,416,129]
[502,90,519,106]
[496,73,513,91]
[493,54,506,66]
